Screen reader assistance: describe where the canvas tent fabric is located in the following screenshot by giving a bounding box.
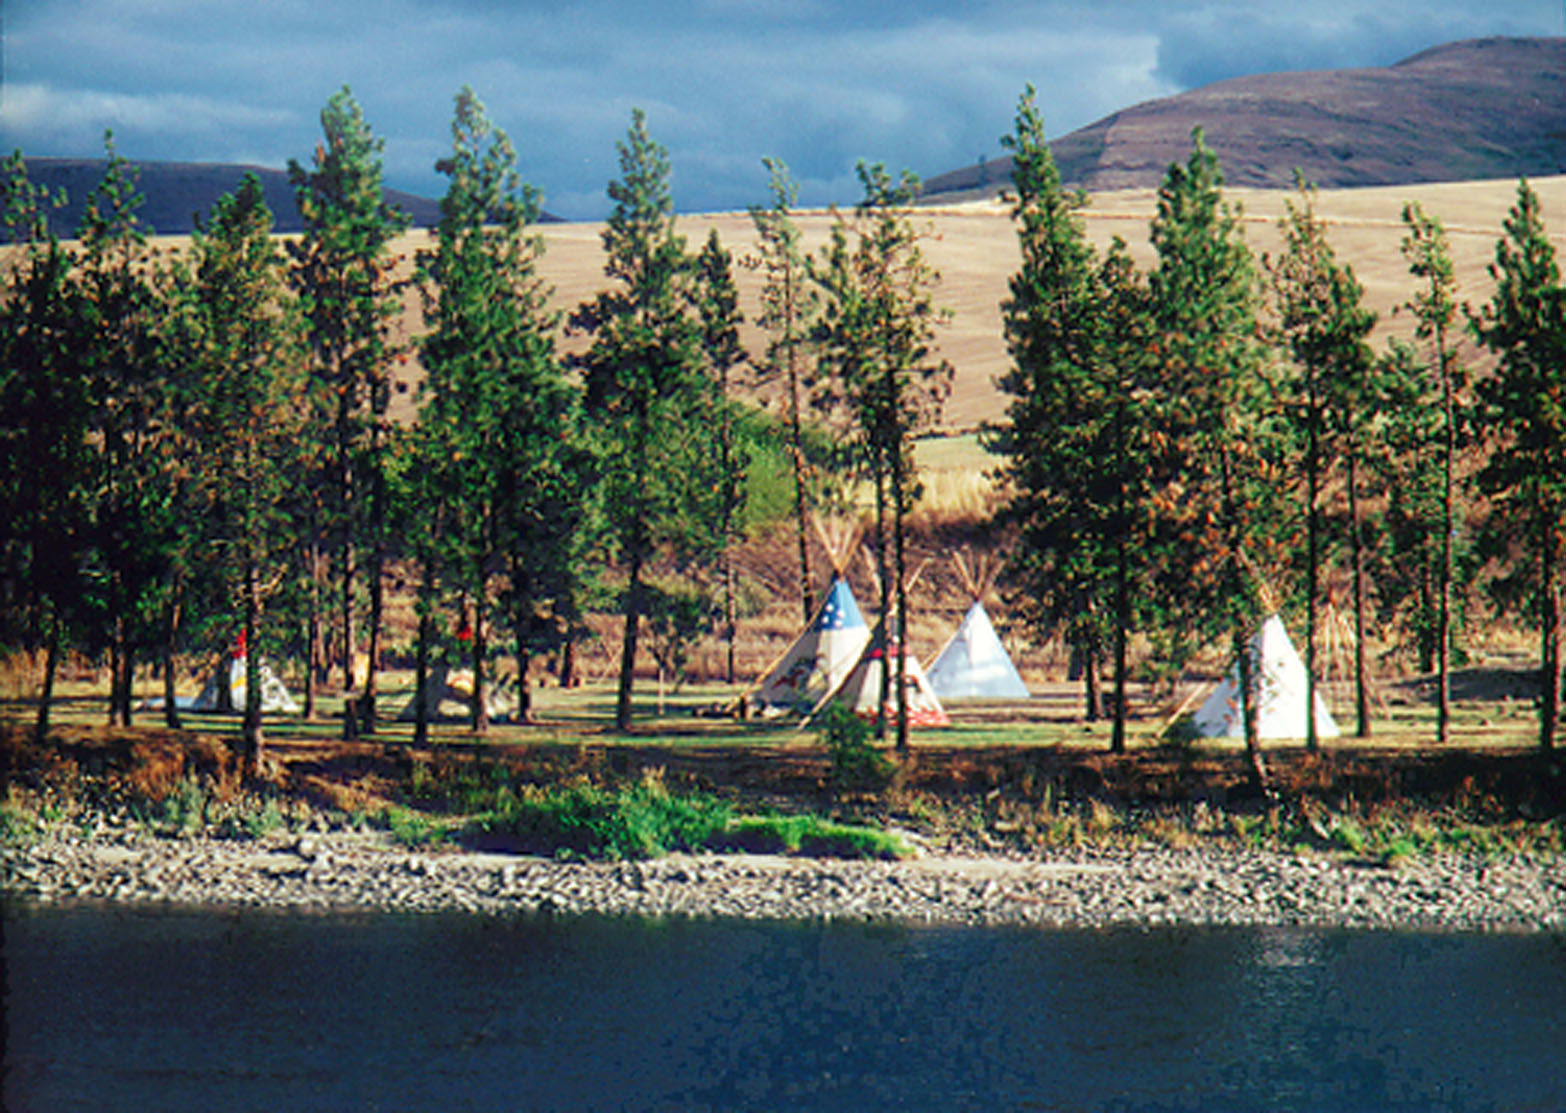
[397,663,517,723]
[927,601,1030,699]
[749,576,871,718]
[816,623,950,727]
[191,654,300,714]
[1192,614,1339,740]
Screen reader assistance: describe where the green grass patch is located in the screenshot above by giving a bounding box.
[712,814,911,860]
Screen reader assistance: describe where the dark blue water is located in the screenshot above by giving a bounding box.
[4,901,1564,1113]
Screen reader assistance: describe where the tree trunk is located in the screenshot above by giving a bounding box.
[513,585,536,726]
[413,604,431,748]
[1437,330,1454,746]
[615,548,646,732]
[1111,528,1129,755]
[893,439,909,758]
[361,538,382,733]
[107,626,122,727]
[118,636,136,727]
[1082,636,1102,722]
[560,633,577,689]
[1305,393,1320,753]
[361,451,386,733]
[303,536,321,720]
[1237,622,1266,789]
[786,301,814,625]
[163,593,182,730]
[723,546,737,686]
[872,467,890,744]
[241,556,263,769]
[1541,505,1558,752]
[1347,445,1371,737]
[472,593,490,735]
[35,613,60,744]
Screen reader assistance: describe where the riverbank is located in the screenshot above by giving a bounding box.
[6,821,1563,931]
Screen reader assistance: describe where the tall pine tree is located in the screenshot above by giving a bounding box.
[1401,202,1464,746]
[1147,130,1279,777]
[188,174,304,765]
[288,87,410,730]
[1267,176,1379,745]
[1471,179,1566,751]
[814,162,952,754]
[570,109,721,731]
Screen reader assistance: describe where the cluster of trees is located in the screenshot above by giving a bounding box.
[7,81,1558,766]
[1,87,953,763]
[991,88,1566,759]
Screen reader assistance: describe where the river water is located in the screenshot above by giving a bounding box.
[4,901,1564,1112]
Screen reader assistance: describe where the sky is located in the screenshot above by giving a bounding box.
[3,1,1562,221]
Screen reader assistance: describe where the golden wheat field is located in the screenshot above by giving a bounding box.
[511,174,1566,432]
[103,174,1566,436]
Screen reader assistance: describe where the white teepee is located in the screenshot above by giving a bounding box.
[191,653,300,714]
[397,662,517,723]
[1192,613,1339,740]
[928,551,1029,699]
[814,620,949,727]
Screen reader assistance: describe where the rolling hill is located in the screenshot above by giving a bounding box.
[16,158,562,237]
[924,36,1566,201]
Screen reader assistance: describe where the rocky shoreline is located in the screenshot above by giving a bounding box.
[5,824,1564,931]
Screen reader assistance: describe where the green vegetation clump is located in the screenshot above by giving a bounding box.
[475,777,733,861]
[818,704,894,791]
[468,773,908,861]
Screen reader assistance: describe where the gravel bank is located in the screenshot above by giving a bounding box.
[5,825,1563,931]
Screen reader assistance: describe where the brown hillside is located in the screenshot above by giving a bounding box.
[925,37,1566,201]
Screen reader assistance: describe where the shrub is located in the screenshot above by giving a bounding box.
[1331,819,1368,856]
[386,807,447,848]
[817,704,893,791]
[0,802,39,847]
[710,814,910,860]
[242,798,285,840]
[158,776,208,836]
[477,777,732,860]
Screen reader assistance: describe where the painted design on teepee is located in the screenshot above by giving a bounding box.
[1192,614,1339,740]
[748,516,872,718]
[751,576,870,716]
[928,549,1029,699]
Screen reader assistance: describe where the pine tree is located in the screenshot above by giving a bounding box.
[188,174,304,765]
[814,162,952,754]
[419,88,589,731]
[1471,179,1566,751]
[1266,176,1379,745]
[691,228,748,684]
[569,109,721,732]
[1401,202,1464,746]
[0,152,91,741]
[74,134,171,727]
[750,159,821,624]
[1147,130,1279,776]
[991,88,1157,750]
[287,87,410,730]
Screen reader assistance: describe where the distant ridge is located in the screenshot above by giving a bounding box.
[924,36,1566,201]
[17,158,563,237]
